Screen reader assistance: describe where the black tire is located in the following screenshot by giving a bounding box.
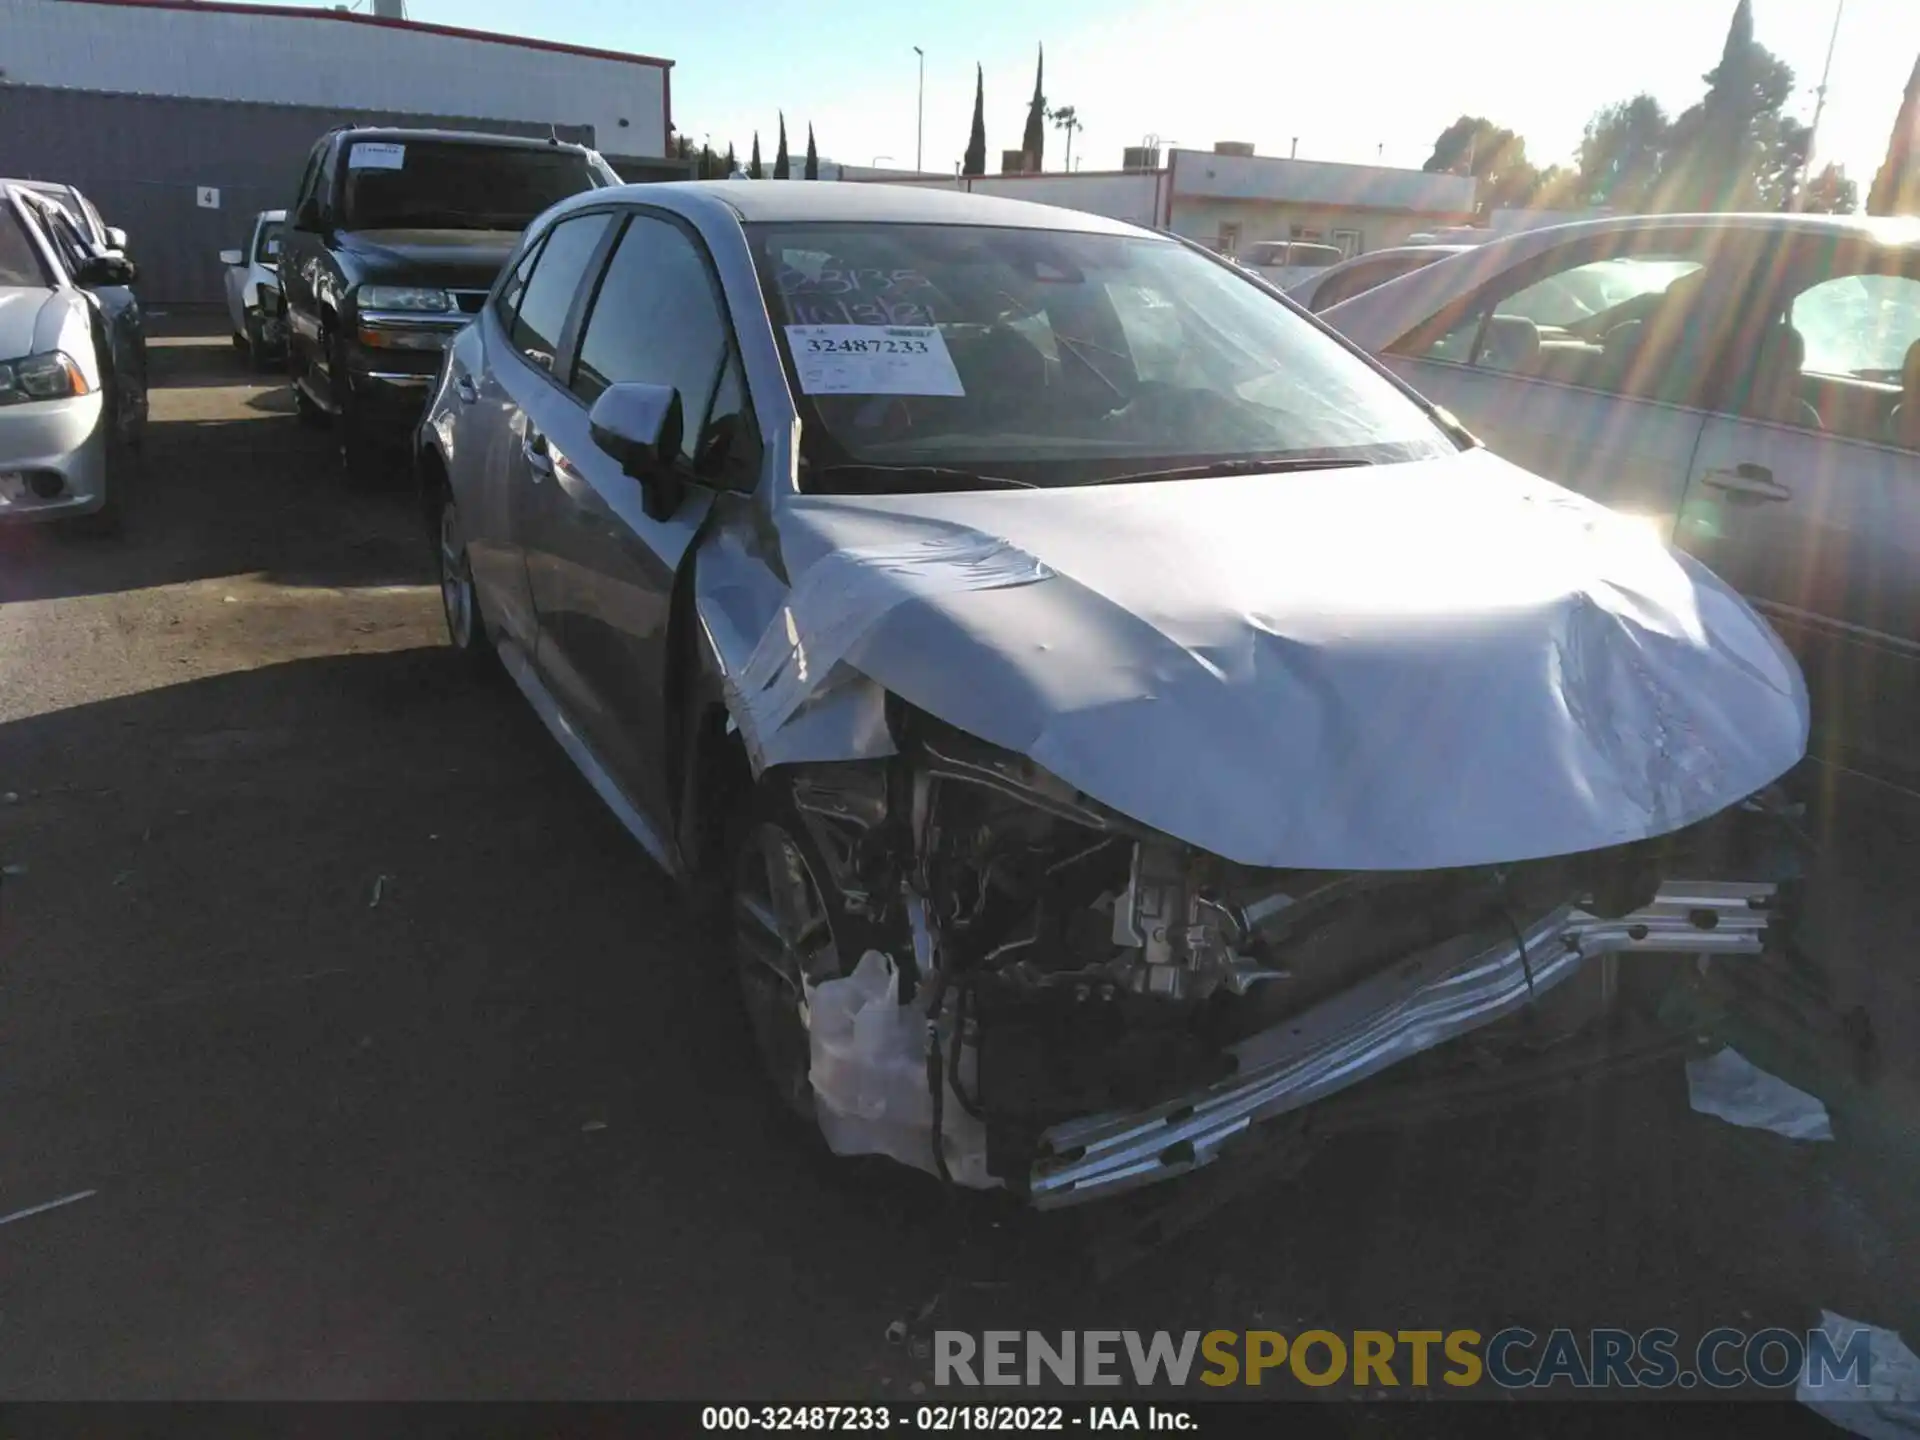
[431,485,499,678]
[724,777,864,1120]
[331,334,387,490]
[244,312,274,373]
[292,349,329,429]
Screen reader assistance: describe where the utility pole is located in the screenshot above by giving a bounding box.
[1794,0,1846,209]
[913,46,925,173]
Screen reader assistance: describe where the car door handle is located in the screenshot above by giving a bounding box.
[454,373,478,404]
[522,430,554,481]
[1701,463,1791,502]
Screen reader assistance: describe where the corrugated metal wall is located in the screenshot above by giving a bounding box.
[0,86,594,304]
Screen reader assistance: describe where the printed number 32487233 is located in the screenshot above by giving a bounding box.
[804,336,929,355]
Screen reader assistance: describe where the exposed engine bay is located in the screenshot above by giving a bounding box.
[780,711,1800,1206]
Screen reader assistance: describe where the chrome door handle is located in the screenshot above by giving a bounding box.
[1701,463,1790,503]
[522,431,554,481]
[454,373,478,404]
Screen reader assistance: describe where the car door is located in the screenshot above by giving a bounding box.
[34,198,146,429]
[1675,250,1920,779]
[448,227,551,653]
[520,208,756,830]
[1379,231,1757,523]
[280,140,330,374]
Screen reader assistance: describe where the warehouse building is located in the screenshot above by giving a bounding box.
[0,0,679,301]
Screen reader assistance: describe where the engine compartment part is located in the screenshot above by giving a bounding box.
[775,717,1800,1208]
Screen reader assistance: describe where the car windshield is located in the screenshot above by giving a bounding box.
[254,219,283,264]
[339,140,602,231]
[0,203,48,287]
[748,222,1454,489]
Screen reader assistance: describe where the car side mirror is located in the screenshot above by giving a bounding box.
[219,249,244,267]
[589,382,685,519]
[294,196,325,232]
[105,226,128,251]
[589,382,683,478]
[77,253,136,287]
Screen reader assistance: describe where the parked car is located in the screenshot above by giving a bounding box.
[418,182,1808,1206]
[5,179,127,254]
[1287,243,1472,313]
[0,183,144,531]
[1240,239,1346,290]
[278,126,621,484]
[1320,211,1920,783]
[221,208,286,369]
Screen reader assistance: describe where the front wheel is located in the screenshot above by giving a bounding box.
[243,312,275,373]
[433,488,497,678]
[726,782,861,1119]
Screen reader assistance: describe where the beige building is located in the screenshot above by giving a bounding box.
[863,143,1478,259]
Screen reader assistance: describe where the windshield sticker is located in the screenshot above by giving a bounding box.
[777,261,940,326]
[784,325,966,397]
[349,143,407,171]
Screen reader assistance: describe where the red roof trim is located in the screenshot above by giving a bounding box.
[60,0,674,70]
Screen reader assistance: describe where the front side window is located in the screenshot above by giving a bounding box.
[254,219,284,264]
[0,205,48,288]
[1405,243,1711,406]
[340,139,604,231]
[507,212,611,371]
[570,215,730,465]
[747,222,1453,490]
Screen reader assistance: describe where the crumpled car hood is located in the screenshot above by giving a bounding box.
[738,448,1807,871]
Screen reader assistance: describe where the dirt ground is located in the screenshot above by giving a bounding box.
[0,318,1914,1418]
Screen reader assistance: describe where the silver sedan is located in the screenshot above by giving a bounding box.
[0,183,143,531]
[417,182,1810,1205]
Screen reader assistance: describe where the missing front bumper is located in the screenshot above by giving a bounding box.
[1026,879,1776,1207]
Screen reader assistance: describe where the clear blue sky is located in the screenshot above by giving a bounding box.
[266,0,1917,192]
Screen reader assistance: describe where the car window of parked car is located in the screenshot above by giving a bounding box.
[571,215,733,469]
[493,233,546,333]
[254,219,283,265]
[1405,242,1719,406]
[340,140,603,232]
[39,205,95,280]
[0,204,49,287]
[1311,256,1429,313]
[507,212,612,373]
[292,141,326,218]
[1782,268,1920,449]
[749,222,1455,488]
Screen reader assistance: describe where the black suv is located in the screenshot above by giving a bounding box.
[279,126,620,482]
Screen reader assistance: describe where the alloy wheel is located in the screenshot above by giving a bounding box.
[438,501,476,650]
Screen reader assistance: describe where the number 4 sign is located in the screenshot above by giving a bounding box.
[196,186,220,209]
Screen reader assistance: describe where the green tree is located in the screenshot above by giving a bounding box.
[1866,53,1920,215]
[1050,104,1082,171]
[774,113,790,180]
[805,124,819,180]
[1656,0,1804,210]
[725,142,738,177]
[1422,115,1539,219]
[963,64,987,176]
[1022,46,1046,171]
[749,132,763,179]
[1576,94,1671,209]
[1800,162,1859,214]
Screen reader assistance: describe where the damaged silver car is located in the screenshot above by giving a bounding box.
[416,182,1810,1207]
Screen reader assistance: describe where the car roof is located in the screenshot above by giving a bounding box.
[586,180,1152,235]
[1473,210,1920,256]
[333,127,597,155]
[1352,244,1475,261]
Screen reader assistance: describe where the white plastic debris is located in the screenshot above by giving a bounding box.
[368,874,390,909]
[807,950,997,1190]
[0,1189,97,1227]
[1685,1047,1833,1141]
[1797,1310,1920,1440]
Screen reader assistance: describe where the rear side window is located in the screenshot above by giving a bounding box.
[493,234,546,331]
[508,212,611,371]
[1312,258,1417,313]
[0,206,48,287]
[570,215,730,463]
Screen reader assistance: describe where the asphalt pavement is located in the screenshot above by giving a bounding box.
[0,319,1914,1417]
